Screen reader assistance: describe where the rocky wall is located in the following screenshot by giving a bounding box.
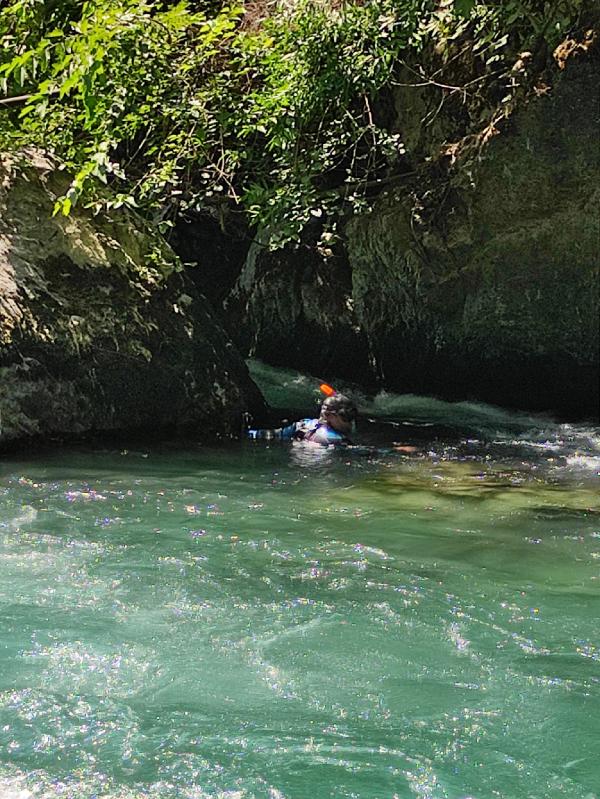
[226,55,599,418]
[0,151,265,448]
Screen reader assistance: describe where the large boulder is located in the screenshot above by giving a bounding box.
[0,151,265,447]
[347,56,599,416]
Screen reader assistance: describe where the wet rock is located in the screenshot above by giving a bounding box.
[226,224,373,386]
[346,58,599,416]
[0,151,265,447]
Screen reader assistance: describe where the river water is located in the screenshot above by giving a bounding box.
[1,363,599,799]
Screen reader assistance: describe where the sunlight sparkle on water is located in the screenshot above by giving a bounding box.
[1,402,599,798]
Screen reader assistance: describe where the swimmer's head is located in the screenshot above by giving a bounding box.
[320,393,358,434]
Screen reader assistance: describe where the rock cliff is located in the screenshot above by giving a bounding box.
[226,55,599,417]
[0,151,265,447]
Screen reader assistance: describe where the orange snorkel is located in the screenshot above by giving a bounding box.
[319,383,336,397]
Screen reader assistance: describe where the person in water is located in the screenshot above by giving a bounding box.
[247,393,358,447]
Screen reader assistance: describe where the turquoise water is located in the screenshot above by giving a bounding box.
[1,372,599,799]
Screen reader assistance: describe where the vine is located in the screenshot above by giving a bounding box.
[0,0,586,248]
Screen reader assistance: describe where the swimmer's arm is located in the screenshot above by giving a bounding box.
[280,422,299,440]
[247,422,299,440]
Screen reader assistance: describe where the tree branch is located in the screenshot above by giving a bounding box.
[0,90,59,107]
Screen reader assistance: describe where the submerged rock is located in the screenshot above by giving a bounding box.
[0,151,265,447]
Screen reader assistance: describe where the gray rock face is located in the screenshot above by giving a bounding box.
[225,225,372,385]
[0,152,265,447]
[347,58,599,415]
[227,58,599,417]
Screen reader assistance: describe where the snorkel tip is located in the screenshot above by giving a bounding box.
[319,383,336,397]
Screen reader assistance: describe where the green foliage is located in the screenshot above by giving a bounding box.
[1,0,243,215]
[228,0,433,245]
[440,1,585,61]
[0,0,586,248]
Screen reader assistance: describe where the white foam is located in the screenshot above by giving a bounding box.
[0,774,33,799]
[565,455,600,474]
[5,505,37,531]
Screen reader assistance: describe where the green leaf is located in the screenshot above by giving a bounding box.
[453,0,476,17]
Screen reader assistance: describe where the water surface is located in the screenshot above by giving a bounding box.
[1,382,599,799]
